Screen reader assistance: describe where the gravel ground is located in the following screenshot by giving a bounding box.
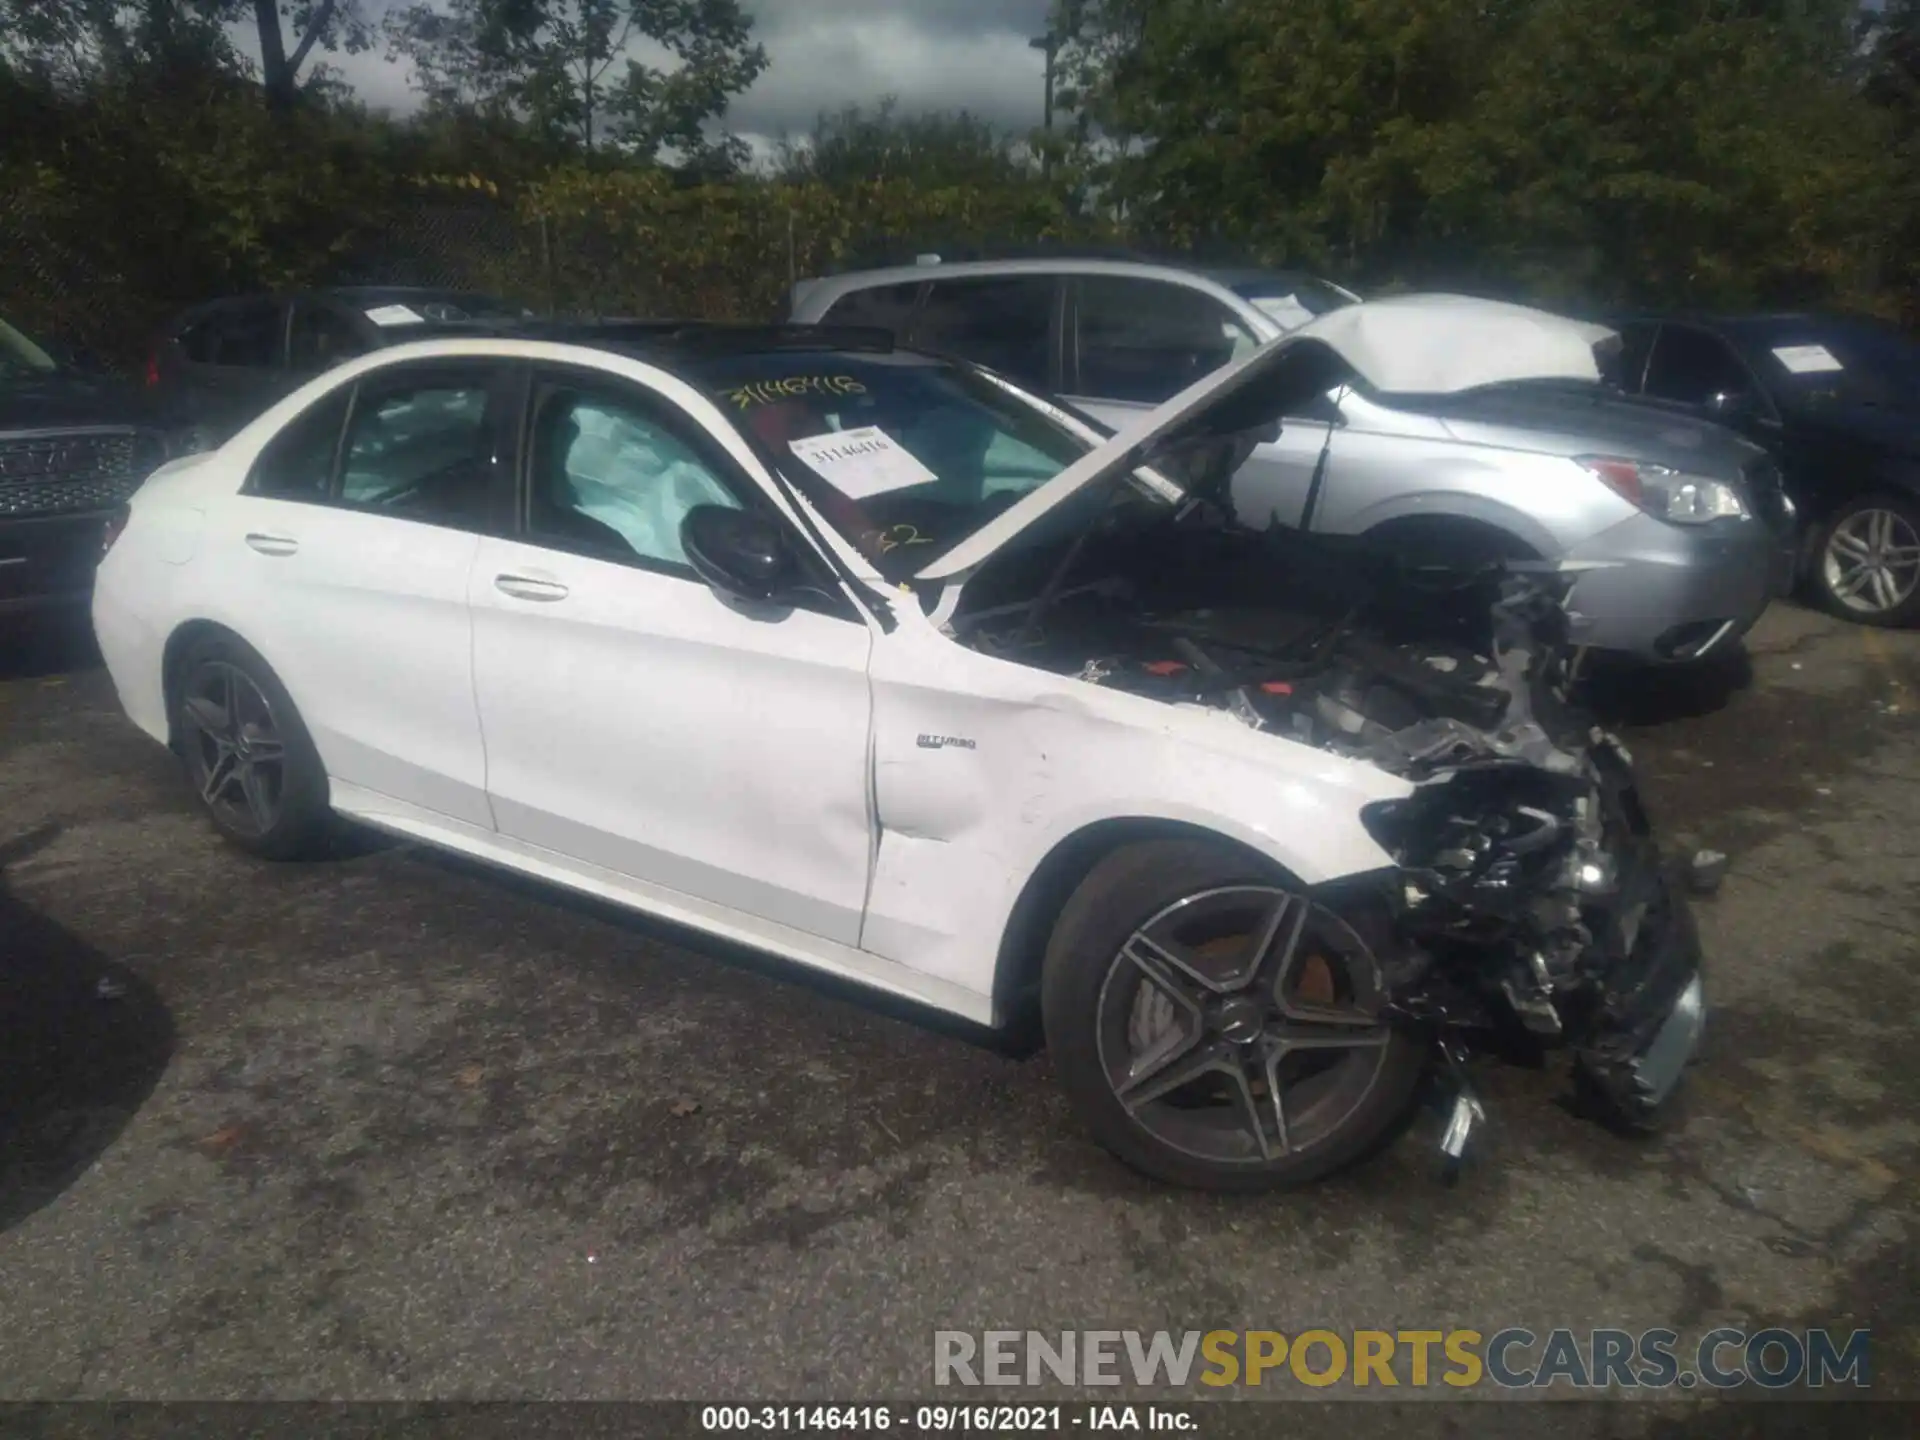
[1,601,1915,1426]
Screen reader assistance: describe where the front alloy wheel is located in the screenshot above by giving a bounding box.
[1043,839,1425,1191]
[1099,886,1393,1166]
[1816,495,1920,626]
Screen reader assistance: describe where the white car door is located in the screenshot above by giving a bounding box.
[468,365,876,946]
[210,358,515,828]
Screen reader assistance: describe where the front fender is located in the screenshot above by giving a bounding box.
[860,655,1412,1001]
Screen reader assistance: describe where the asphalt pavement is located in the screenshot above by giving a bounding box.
[1,602,1916,1420]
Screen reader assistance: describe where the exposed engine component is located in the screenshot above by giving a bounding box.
[951,513,1702,1142]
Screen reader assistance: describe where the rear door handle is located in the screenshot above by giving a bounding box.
[244,532,299,557]
[494,573,570,603]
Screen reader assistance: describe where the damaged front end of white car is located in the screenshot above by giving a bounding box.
[921,297,1708,1178]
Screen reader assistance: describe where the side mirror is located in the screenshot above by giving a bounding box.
[681,504,793,604]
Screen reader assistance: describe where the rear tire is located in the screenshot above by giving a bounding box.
[1041,838,1426,1192]
[171,632,333,860]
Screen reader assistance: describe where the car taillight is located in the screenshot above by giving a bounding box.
[144,351,160,387]
[102,506,131,558]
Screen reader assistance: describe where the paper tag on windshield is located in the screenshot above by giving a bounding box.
[1251,295,1315,331]
[365,304,426,328]
[1771,343,1842,374]
[788,426,937,499]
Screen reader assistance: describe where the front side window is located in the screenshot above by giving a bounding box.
[1074,277,1260,404]
[247,389,351,500]
[526,382,743,569]
[1643,326,1752,406]
[910,277,1059,392]
[695,351,1093,578]
[339,376,495,527]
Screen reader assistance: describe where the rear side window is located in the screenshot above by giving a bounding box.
[819,282,924,337]
[1073,277,1259,404]
[339,377,496,528]
[911,276,1059,392]
[185,301,285,369]
[247,389,350,500]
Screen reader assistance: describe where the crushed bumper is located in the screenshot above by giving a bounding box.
[1344,735,1708,1157]
[1569,846,1707,1123]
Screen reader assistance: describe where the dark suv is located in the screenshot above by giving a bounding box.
[1609,313,1920,626]
[2,314,174,617]
[149,286,531,445]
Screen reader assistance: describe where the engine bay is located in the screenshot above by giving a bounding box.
[947,511,1591,779]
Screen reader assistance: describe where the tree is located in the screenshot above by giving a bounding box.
[386,0,767,161]
[773,99,1036,191]
[248,0,373,112]
[1056,0,1900,307]
[1862,0,1920,320]
[0,0,369,108]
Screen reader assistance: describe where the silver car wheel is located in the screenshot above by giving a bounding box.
[1823,506,1920,616]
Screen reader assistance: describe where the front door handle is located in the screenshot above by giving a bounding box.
[244,532,299,557]
[494,573,570,603]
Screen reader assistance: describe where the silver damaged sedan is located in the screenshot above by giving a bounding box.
[1227,368,1799,664]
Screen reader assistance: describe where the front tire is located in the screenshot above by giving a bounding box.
[1809,493,1920,627]
[172,633,333,860]
[1041,839,1426,1192]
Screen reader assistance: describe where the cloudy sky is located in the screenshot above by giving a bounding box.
[282,0,1060,148]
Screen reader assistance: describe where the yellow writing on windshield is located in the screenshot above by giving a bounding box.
[867,524,934,554]
[726,375,868,409]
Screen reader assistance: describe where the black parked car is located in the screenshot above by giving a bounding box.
[1,314,176,618]
[148,286,532,445]
[1610,313,1920,625]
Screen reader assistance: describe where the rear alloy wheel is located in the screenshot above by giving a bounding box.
[173,635,332,859]
[1042,839,1424,1191]
[1813,494,1920,627]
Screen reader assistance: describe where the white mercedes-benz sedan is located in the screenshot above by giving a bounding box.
[92,296,1706,1191]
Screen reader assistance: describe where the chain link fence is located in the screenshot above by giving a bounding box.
[0,188,153,368]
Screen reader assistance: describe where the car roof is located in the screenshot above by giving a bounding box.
[799,255,1262,294]
[507,319,903,359]
[169,286,517,324]
[1610,311,1915,346]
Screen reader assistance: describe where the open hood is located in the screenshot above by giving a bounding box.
[916,294,1619,583]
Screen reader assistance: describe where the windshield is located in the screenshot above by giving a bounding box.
[693,350,1097,578]
[1229,276,1361,332]
[1747,321,1920,412]
[0,316,58,380]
